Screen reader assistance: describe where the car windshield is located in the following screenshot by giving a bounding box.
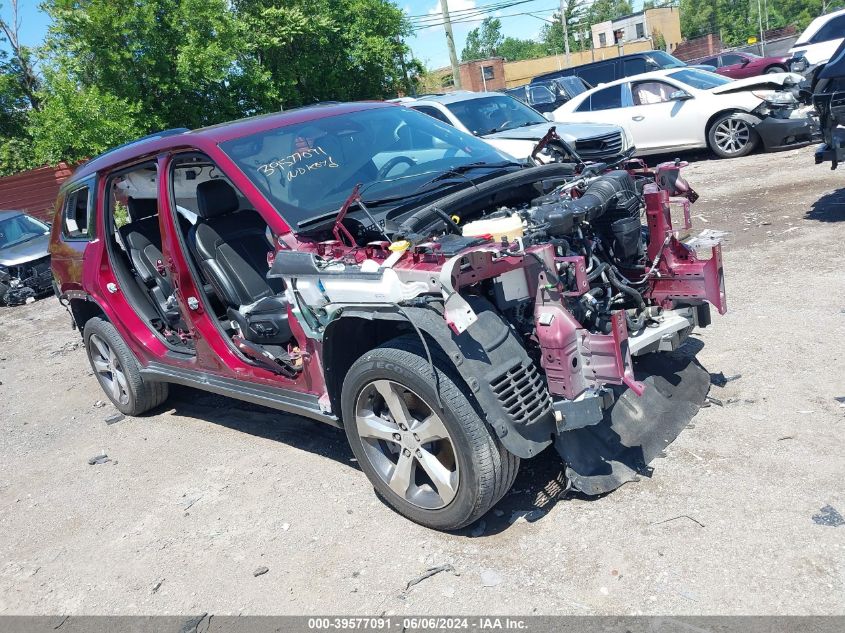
[218,106,514,226]
[553,76,589,97]
[647,50,687,69]
[0,213,49,249]
[444,95,546,136]
[668,68,733,90]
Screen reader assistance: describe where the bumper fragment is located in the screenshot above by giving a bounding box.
[754,113,817,151]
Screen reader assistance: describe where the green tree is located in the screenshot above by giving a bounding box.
[461,17,503,61]
[498,37,546,61]
[586,0,633,24]
[43,0,239,130]
[28,71,144,165]
[232,0,416,109]
[0,1,41,174]
[540,1,591,55]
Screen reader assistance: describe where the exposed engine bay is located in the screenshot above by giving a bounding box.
[266,160,727,493]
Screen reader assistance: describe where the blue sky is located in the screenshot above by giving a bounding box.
[0,0,634,70]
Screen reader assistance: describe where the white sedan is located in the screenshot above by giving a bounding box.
[552,68,815,158]
[407,91,635,165]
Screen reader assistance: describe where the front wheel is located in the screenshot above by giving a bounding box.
[708,113,758,159]
[341,335,518,530]
[765,65,786,74]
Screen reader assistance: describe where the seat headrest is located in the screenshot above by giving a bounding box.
[127,197,158,221]
[196,179,239,219]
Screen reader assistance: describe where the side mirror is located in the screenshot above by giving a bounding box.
[669,90,693,101]
[740,58,751,67]
[544,112,555,121]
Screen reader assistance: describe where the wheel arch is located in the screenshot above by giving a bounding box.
[704,108,754,137]
[322,312,416,420]
[68,297,108,335]
[705,108,762,154]
[323,299,556,460]
[763,64,787,73]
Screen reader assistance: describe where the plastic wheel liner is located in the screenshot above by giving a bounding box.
[555,348,711,496]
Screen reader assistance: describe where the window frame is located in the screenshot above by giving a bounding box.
[635,22,645,39]
[630,79,680,106]
[720,53,746,66]
[60,177,96,242]
[580,83,626,112]
[811,15,845,44]
[411,105,454,126]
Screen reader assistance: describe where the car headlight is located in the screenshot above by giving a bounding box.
[752,89,797,105]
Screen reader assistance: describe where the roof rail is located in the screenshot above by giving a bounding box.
[79,128,190,167]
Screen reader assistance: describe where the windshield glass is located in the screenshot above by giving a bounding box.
[553,76,590,97]
[647,50,687,69]
[0,214,49,249]
[668,68,733,90]
[445,95,546,135]
[218,106,513,225]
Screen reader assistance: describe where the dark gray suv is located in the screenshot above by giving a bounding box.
[0,210,53,305]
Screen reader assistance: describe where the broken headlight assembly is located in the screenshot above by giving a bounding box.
[752,90,799,118]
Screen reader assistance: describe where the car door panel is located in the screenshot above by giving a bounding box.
[626,80,703,150]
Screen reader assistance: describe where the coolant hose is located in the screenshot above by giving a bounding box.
[607,266,645,309]
[587,261,608,282]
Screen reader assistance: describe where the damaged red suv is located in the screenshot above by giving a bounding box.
[50,103,726,529]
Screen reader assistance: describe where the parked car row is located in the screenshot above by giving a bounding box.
[788,8,845,96]
[551,68,815,158]
[406,90,634,165]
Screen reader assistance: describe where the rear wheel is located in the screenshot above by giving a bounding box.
[341,335,518,530]
[708,113,758,158]
[84,317,168,415]
[765,65,786,74]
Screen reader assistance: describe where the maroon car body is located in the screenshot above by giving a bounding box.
[699,51,791,79]
[50,103,726,529]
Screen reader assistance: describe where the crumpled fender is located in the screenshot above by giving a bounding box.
[731,112,764,128]
[336,297,556,459]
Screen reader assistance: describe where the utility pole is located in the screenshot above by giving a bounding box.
[440,0,462,90]
[560,0,571,68]
[756,0,766,55]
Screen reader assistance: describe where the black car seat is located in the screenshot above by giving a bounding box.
[119,198,180,326]
[189,179,291,345]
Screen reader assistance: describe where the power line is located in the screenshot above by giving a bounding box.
[409,5,561,31]
[406,0,541,21]
[407,0,547,26]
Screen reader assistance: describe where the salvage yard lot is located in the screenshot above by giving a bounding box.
[0,147,843,615]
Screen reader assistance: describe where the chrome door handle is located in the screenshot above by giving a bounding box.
[632,115,645,122]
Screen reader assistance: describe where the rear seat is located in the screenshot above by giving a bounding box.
[118,198,180,325]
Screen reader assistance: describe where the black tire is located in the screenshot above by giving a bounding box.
[341,335,519,530]
[707,112,758,159]
[765,65,786,74]
[83,317,169,415]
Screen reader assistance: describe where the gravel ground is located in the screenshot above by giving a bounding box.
[0,147,843,615]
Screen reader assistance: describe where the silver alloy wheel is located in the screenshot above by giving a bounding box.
[354,379,459,510]
[89,334,130,405]
[713,117,751,155]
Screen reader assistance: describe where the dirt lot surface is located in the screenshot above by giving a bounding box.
[1,147,844,616]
